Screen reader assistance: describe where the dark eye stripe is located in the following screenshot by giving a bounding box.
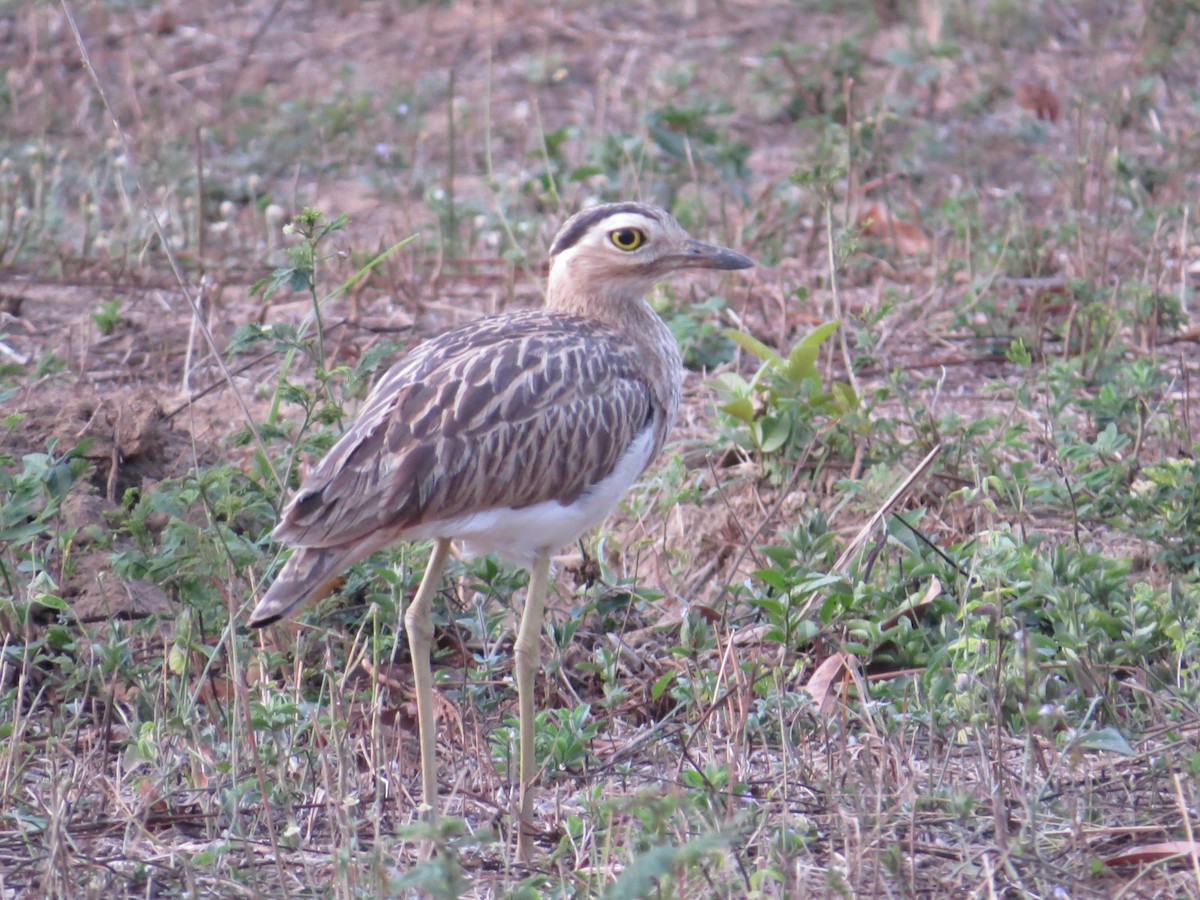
[548,202,663,256]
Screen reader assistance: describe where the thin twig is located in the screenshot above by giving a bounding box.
[824,202,860,400]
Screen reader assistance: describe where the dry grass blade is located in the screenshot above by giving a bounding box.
[791,442,943,625]
[1104,841,1200,869]
[833,442,944,575]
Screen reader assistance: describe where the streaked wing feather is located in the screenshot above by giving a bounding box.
[274,311,657,549]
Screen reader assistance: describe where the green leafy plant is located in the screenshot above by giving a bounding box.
[713,320,856,456]
[90,295,124,335]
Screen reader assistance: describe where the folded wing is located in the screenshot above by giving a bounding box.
[274,310,662,551]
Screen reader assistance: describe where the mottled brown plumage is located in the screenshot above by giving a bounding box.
[248,202,753,861]
[274,315,663,551]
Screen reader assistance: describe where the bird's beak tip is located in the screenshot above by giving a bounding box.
[246,600,283,628]
[683,240,754,271]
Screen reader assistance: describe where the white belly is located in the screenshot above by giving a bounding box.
[405,427,656,567]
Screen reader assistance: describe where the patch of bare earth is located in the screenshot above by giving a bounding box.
[1,382,189,621]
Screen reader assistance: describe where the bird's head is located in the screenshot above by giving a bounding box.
[546,203,753,310]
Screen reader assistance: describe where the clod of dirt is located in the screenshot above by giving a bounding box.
[67,553,173,622]
[57,386,168,498]
[3,383,197,500]
[55,486,173,622]
[60,488,110,534]
[2,382,202,624]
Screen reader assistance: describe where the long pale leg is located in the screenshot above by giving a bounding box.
[404,538,452,828]
[513,551,552,863]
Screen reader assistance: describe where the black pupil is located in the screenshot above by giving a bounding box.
[616,229,637,247]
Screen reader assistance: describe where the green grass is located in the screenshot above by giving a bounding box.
[2,0,1200,896]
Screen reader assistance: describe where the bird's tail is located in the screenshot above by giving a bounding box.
[247,543,373,627]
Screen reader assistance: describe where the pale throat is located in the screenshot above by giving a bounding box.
[545,255,660,323]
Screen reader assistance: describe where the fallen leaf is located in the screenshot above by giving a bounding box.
[1104,841,1200,868]
[881,577,942,630]
[196,674,234,704]
[857,201,931,256]
[1016,80,1060,123]
[805,651,854,715]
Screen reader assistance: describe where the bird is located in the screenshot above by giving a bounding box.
[247,201,754,861]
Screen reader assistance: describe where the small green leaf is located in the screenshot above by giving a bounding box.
[168,644,188,676]
[1006,337,1032,366]
[0,521,49,543]
[45,625,74,650]
[753,568,790,591]
[33,592,69,612]
[723,328,782,364]
[318,213,349,239]
[719,397,756,423]
[711,371,750,395]
[1073,726,1135,757]
[650,670,676,700]
[832,381,858,410]
[604,832,731,900]
[758,415,791,453]
[784,320,841,383]
[568,165,603,181]
[226,322,272,356]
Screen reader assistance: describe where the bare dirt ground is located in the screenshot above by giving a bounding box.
[3,0,1200,896]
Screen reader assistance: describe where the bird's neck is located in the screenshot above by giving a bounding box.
[546,280,645,321]
[545,273,683,439]
[545,269,674,353]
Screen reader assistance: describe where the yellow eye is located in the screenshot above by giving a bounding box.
[609,228,645,251]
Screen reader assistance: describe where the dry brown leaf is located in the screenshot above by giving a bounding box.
[1016,80,1060,123]
[362,658,410,693]
[880,577,942,630]
[857,201,931,256]
[136,776,171,815]
[730,622,773,647]
[433,688,465,746]
[196,674,234,704]
[805,651,853,715]
[1104,841,1200,868]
